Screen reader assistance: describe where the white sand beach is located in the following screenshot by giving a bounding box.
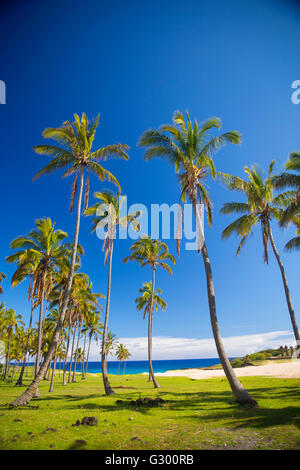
[144,361,300,380]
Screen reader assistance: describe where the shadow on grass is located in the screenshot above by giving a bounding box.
[174,404,300,430]
[154,386,300,430]
[4,379,299,429]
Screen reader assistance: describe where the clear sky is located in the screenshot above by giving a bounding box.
[0,0,299,359]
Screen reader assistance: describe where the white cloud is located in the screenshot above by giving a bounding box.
[88,330,294,361]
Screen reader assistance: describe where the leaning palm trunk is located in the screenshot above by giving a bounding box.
[101,240,115,395]
[268,226,299,342]
[16,302,34,386]
[72,317,82,382]
[11,169,85,406]
[148,268,160,388]
[201,242,256,405]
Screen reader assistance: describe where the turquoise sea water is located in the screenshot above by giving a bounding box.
[57,358,227,375]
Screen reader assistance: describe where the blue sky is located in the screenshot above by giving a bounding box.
[0,0,299,359]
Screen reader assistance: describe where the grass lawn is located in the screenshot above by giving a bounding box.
[0,372,299,450]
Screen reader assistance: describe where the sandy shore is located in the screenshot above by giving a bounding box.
[144,361,300,380]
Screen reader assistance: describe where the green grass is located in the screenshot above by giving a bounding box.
[0,372,299,450]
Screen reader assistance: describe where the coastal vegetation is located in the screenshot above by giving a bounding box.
[0,111,299,431]
[202,347,298,370]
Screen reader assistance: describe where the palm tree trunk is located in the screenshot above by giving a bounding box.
[33,274,47,398]
[11,168,85,407]
[72,317,82,382]
[45,359,51,380]
[25,358,30,377]
[268,226,299,342]
[148,268,160,388]
[101,240,115,395]
[16,301,34,386]
[49,341,58,392]
[11,360,18,380]
[201,242,256,405]
[68,321,78,383]
[3,340,11,380]
[62,321,71,385]
[35,273,46,378]
[147,314,152,382]
[82,332,87,378]
[85,333,92,377]
[123,361,126,375]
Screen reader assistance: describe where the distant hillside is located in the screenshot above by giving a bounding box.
[230,346,296,368]
[202,346,296,370]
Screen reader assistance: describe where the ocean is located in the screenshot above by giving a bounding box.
[55,358,226,375]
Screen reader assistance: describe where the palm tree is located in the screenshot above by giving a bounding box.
[7,217,69,396]
[85,190,139,395]
[11,255,39,387]
[273,152,300,251]
[48,258,84,385]
[11,112,129,407]
[124,237,175,388]
[103,331,119,358]
[44,308,60,392]
[71,280,102,383]
[0,272,6,294]
[116,343,131,374]
[2,308,21,380]
[15,299,35,386]
[138,110,256,405]
[221,161,299,342]
[74,347,85,374]
[285,228,300,252]
[81,310,103,378]
[135,281,166,379]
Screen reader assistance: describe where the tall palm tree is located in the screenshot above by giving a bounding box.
[103,331,119,359]
[0,303,6,362]
[138,110,256,405]
[135,281,166,379]
[74,347,85,374]
[116,343,131,375]
[220,161,299,342]
[7,218,69,396]
[85,190,139,395]
[11,255,39,387]
[11,112,129,407]
[71,281,102,383]
[48,258,84,385]
[44,308,60,392]
[2,308,21,380]
[0,272,6,294]
[273,152,300,251]
[15,299,35,386]
[124,237,175,388]
[81,310,103,378]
